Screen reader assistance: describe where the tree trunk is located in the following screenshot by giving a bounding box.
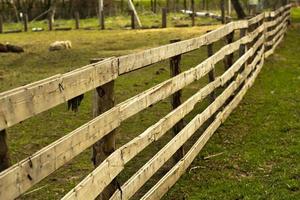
[231,0,246,19]
[9,0,20,22]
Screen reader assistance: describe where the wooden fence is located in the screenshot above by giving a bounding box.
[0,4,291,200]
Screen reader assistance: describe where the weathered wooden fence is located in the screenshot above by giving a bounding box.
[0,4,291,200]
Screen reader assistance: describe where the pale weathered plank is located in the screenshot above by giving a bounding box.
[0,107,120,200]
[265,9,290,29]
[118,21,248,74]
[61,31,265,200]
[141,48,265,200]
[248,13,265,26]
[0,58,118,131]
[266,21,288,47]
[265,26,287,58]
[0,5,290,200]
[109,43,265,200]
[265,14,289,38]
[0,5,290,133]
[1,26,258,200]
[0,22,246,132]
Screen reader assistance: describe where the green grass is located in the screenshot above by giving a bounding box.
[0,8,299,200]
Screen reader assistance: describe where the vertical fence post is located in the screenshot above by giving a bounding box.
[98,0,105,30]
[239,28,248,72]
[0,130,10,172]
[227,0,232,15]
[221,0,226,24]
[264,13,270,54]
[23,13,28,32]
[162,7,167,28]
[151,0,154,12]
[100,10,105,30]
[48,14,53,31]
[130,10,135,29]
[225,31,235,71]
[287,6,291,25]
[191,0,195,26]
[90,58,117,200]
[154,0,157,13]
[0,15,3,34]
[169,39,185,162]
[206,0,209,11]
[207,42,216,103]
[75,12,80,29]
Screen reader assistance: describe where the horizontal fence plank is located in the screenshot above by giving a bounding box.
[0,5,291,200]
[118,21,247,74]
[248,13,265,26]
[0,108,120,200]
[61,31,265,200]
[265,9,290,29]
[0,5,290,133]
[141,48,266,200]
[266,21,288,47]
[1,24,254,200]
[265,14,289,38]
[265,24,287,58]
[0,58,118,131]
[110,40,266,200]
[0,22,248,132]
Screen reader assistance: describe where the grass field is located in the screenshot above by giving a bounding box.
[0,8,299,200]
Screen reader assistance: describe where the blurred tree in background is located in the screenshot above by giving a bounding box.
[0,0,290,22]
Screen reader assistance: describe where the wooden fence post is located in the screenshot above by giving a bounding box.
[207,41,216,103]
[98,0,105,30]
[206,40,218,125]
[23,13,28,32]
[100,10,105,30]
[239,28,248,72]
[221,0,226,24]
[0,15,3,34]
[48,14,53,31]
[287,6,291,25]
[184,0,187,10]
[130,10,135,29]
[191,0,195,26]
[90,58,117,200]
[153,0,157,13]
[169,39,185,162]
[75,12,80,29]
[162,7,167,28]
[227,0,232,15]
[0,130,10,172]
[225,31,235,71]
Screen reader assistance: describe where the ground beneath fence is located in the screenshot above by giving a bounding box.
[163,22,300,200]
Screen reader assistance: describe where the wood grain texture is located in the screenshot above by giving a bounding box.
[141,47,265,200]
[0,4,291,133]
[0,58,118,131]
[62,33,265,200]
[109,42,265,200]
[0,5,291,200]
[0,22,247,132]
[118,21,248,74]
